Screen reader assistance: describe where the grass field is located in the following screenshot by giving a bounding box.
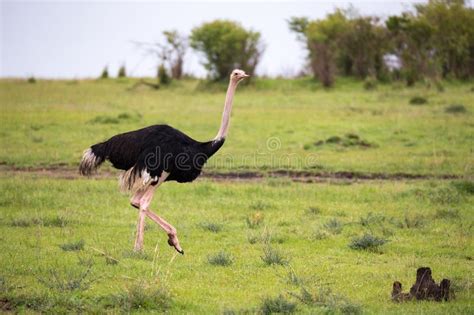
[0,176,473,313]
[0,78,472,175]
[0,78,473,313]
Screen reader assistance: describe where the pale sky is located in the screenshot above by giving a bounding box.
[1,0,427,78]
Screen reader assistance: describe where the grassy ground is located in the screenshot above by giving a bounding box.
[0,78,472,175]
[0,78,472,313]
[0,176,472,313]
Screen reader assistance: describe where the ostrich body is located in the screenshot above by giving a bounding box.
[79,69,249,254]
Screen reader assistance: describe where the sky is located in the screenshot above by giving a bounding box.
[1,0,428,78]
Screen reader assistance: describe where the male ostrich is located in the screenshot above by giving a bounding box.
[79,69,249,254]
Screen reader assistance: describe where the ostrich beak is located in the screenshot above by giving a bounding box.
[244,73,250,78]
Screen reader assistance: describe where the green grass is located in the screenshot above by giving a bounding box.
[0,77,472,313]
[0,78,472,176]
[0,175,472,313]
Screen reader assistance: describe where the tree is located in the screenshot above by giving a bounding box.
[289,11,350,87]
[190,20,263,80]
[414,0,474,79]
[162,30,187,79]
[135,29,187,81]
[118,64,126,78]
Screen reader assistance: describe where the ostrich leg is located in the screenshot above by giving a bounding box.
[134,182,183,254]
[132,171,168,251]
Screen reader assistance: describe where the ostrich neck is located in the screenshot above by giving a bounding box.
[214,80,238,141]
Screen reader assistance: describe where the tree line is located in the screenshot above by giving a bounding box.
[104,0,473,87]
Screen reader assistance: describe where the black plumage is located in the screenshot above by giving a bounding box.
[80,124,225,188]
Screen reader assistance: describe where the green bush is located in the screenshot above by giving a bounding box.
[445,104,467,114]
[207,251,233,266]
[190,20,263,80]
[60,239,85,252]
[100,66,109,79]
[117,65,126,78]
[409,96,428,105]
[349,234,387,251]
[158,64,171,85]
[260,295,296,314]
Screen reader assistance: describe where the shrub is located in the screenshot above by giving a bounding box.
[435,208,460,220]
[11,215,69,228]
[89,115,120,124]
[445,104,467,114]
[115,280,171,312]
[190,20,263,80]
[306,206,321,215]
[246,212,264,229]
[158,64,171,85]
[60,239,85,252]
[451,180,474,195]
[409,96,428,105]
[324,218,343,234]
[260,295,296,314]
[363,76,377,90]
[207,251,233,266]
[261,245,288,266]
[290,285,362,314]
[117,65,126,78]
[27,77,36,84]
[100,66,109,79]
[199,222,222,233]
[37,264,94,292]
[349,234,387,251]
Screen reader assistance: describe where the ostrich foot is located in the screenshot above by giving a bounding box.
[168,234,184,255]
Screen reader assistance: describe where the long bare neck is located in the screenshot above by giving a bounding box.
[214,79,238,140]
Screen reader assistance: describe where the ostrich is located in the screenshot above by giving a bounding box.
[79,69,249,254]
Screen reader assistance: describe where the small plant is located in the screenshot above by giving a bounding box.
[11,217,41,227]
[260,295,296,314]
[359,212,386,227]
[261,245,288,266]
[286,267,304,286]
[246,212,265,229]
[43,215,70,227]
[435,208,460,220]
[445,104,467,114]
[122,250,151,261]
[396,213,425,229]
[409,96,428,105]
[89,115,120,124]
[306,206,321,215]
[207,251,233,266]
[115,280,171,312]
[37,264,94,292]
[247,232,259,244]
[10,215,69,228]
[324,218,343,235]
[290,284,362,314]
[363,76,377,90]
[451,180,474,195]
[199,222,222,233]
[117,64,126,78]
[60,239,85,252]
[158,64,171,85]
[250,200,271,210]
[349,234,387,251]
[312,228,330,240]
[100,66,109,79]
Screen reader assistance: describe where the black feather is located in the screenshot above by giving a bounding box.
[84,124,225,184]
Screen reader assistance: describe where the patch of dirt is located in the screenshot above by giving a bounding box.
[0,165,462,183]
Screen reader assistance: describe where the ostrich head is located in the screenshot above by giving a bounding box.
[230,69,250,83]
